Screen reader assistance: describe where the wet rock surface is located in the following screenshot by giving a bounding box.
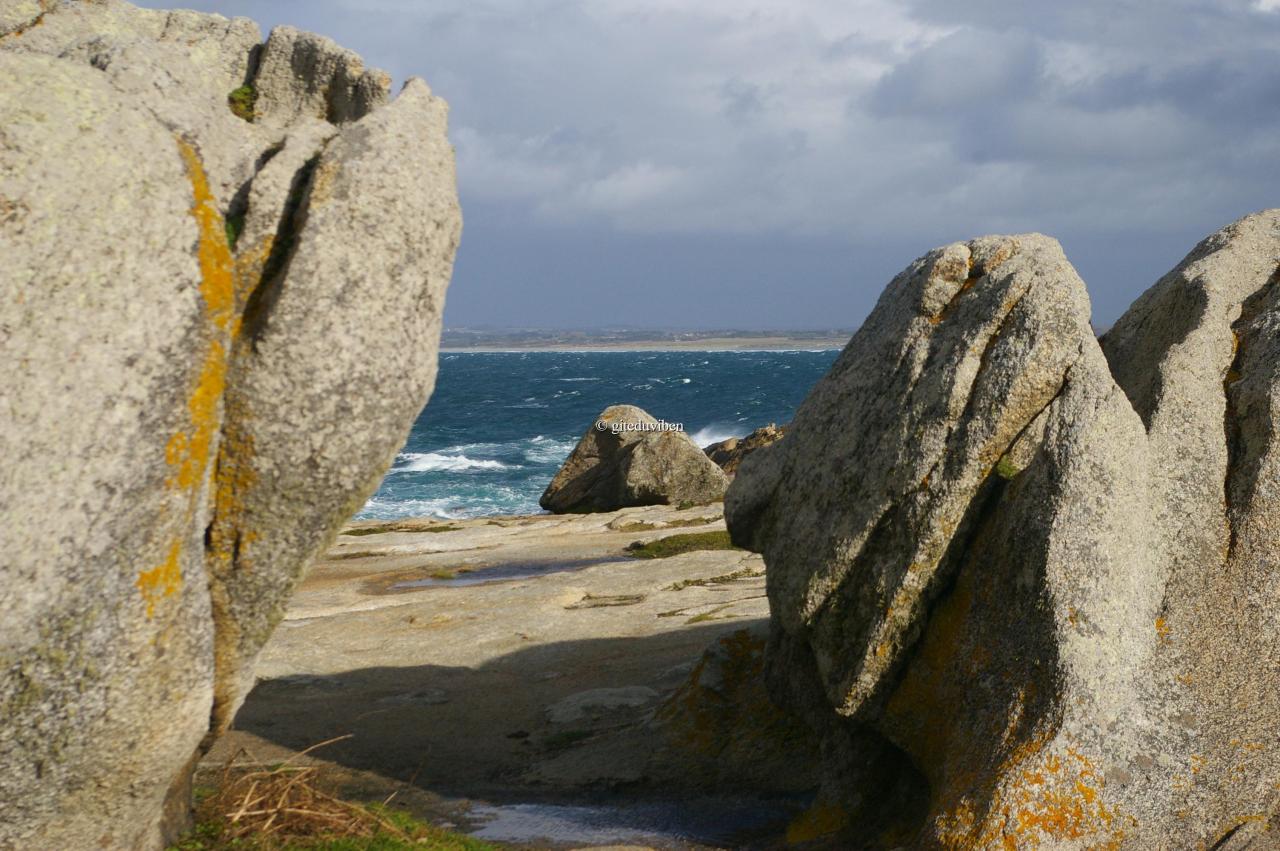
[727,214,1280,848]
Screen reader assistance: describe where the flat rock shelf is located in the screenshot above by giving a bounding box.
[204,503,807,850]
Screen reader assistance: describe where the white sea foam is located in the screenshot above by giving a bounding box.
[394,452,511,473]
[358,496,468,520]
[690,425,744,447]
[524,437,576,464]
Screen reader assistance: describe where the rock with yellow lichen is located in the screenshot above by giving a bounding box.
[0,2,459,848]
[727,213,1280,848]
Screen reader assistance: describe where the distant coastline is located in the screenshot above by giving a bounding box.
[440,328,853,352]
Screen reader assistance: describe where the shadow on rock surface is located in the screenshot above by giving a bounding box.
[220,622,819,848]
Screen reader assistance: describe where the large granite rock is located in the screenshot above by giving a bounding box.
[0,3,460,848]
[727,215,1280,848]
[541,405,729,513]
[704,422,787,476]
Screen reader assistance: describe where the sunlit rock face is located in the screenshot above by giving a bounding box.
[0,2,460,846]
[727,213,1280,849]
[542,404,729,513]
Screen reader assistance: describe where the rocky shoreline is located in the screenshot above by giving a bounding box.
[206,503,814,849]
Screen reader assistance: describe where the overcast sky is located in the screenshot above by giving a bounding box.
[141,0,1280,330]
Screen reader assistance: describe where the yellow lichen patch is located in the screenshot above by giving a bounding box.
[1155,617,1171,644]
[969,745,1126,850]
[164,340,227,491]
[176,138,236,333]
[137,541,182,618]
[137,138,239,617]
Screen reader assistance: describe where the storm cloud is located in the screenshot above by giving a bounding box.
[139,0,1280,328]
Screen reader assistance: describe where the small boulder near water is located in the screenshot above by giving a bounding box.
[541,405,728,513]
[704,423,787,476]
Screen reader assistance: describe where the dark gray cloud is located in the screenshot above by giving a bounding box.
[137,0,1280,328]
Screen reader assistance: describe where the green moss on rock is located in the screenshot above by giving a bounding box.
[626,530,738,559]
[227,84,257,122]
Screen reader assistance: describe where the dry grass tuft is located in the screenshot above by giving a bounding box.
[200,736,413,845]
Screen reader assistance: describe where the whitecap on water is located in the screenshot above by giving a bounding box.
[523,437,576,465]
[393,452,512,473]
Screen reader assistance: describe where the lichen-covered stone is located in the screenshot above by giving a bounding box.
[251,25,390,129]
[0,50,224,850]
[727,216,1280,848]
[704,422,786,476]
[542,405,729,513]
[0,3,459,847]
[2,0,259,96]
[0,0,50,37]
[205,77,460,736]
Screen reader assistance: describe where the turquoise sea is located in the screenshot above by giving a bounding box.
[357,349,841,520]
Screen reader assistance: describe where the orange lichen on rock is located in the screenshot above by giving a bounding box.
[164,340,227,491]
[176,138,236,334]
[939,744,1128,850]
[136,540,183,618]
[137,138,238,617]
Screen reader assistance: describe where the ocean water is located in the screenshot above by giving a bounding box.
[357,349,841,520]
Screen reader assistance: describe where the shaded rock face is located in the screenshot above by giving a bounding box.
[649,625,820,794]
[0,2,460,848]
[541,405,729,513]
[704,423,787,476]
[726,214,1280,848]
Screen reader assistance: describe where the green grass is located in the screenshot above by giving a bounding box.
[228,84,257,122]
[613,516,718,533]
[169,762,495,851]
[224,213,245,250]
[626,530,739,559]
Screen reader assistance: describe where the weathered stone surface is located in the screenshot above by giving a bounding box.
[727,217,1280,847]
[2,0,259,93]
[205,76,460,736]
[2,0,270,209]
[704,422,787,476]
[252,25,391,129]
[0,3,460,848]
[542,405,729,513]
[0,0,50,37]
[0,49,225,851]
[1100,210,1280,846]
[649,625,819,793]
